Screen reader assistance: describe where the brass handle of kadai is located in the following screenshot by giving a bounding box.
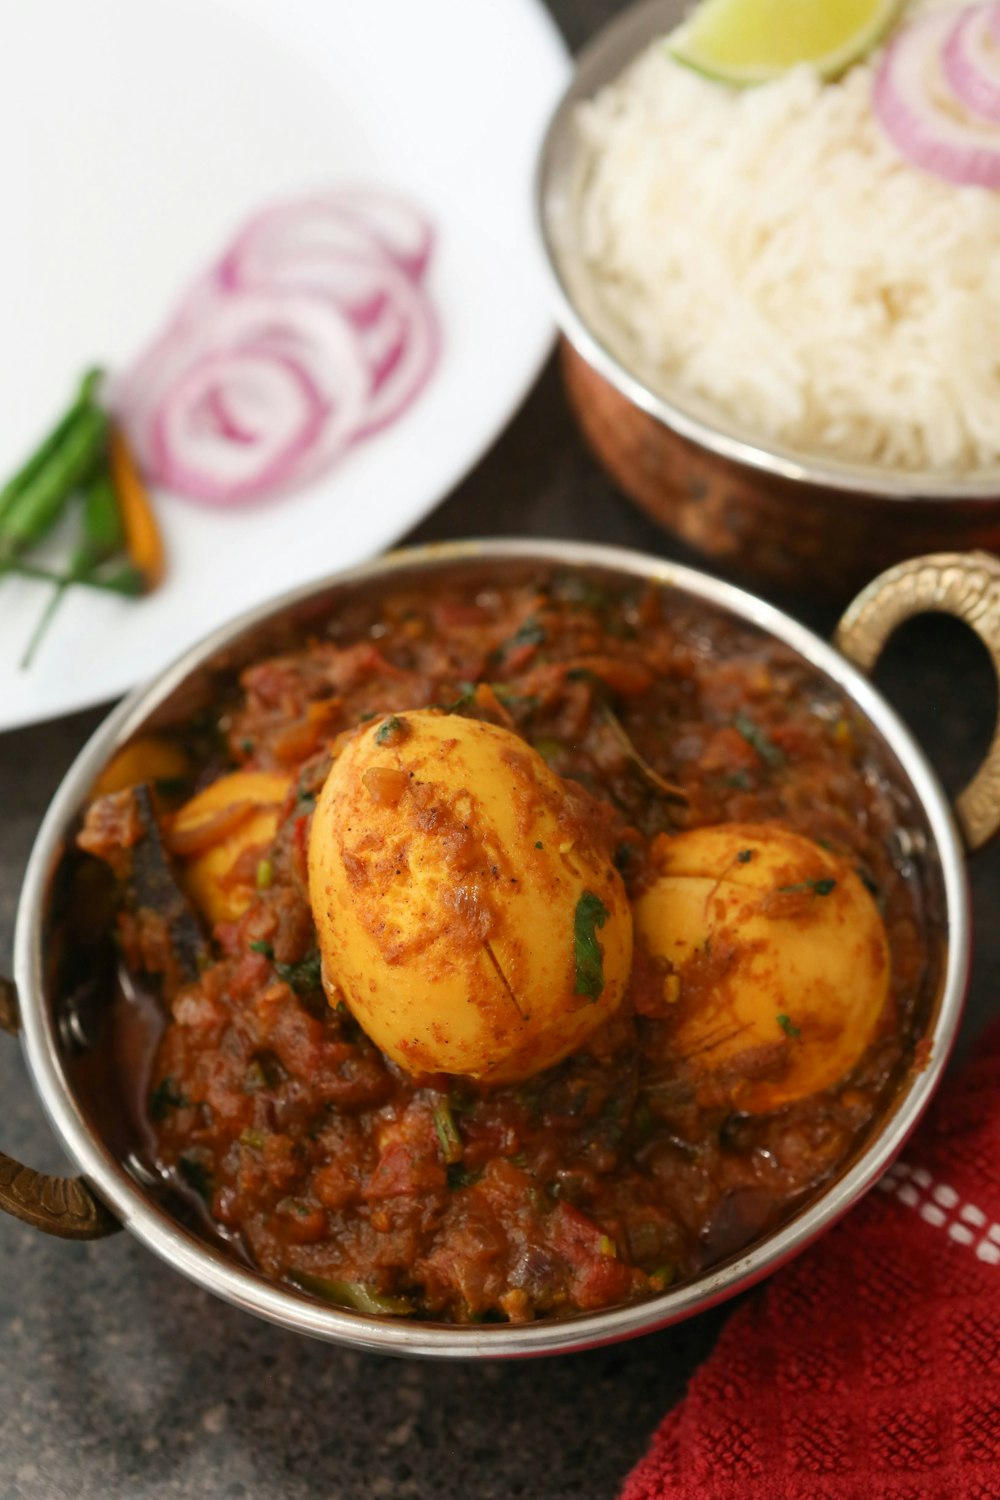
[836,551,1000,853]
[0,977,120,1240]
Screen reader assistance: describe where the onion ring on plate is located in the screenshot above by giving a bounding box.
[221,190,433,285]
[228,250,439,437]
[218,207,390,310]
[115,189,439,506]
[122,289,370,502]
[317,187,434,279]
[149,349,328,504]
[347,258,439,438]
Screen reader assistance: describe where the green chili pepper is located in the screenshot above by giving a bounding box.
[0,400,108,564]
[0,368,103,529]
[77,465,124,564]
[20,464,130,669]
[9,558,146,595]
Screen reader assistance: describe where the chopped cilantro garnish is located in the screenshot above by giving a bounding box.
[733,712,784,768]
[444,681,540,716]
[486,682,524,704]
[375,714,407,746]
[573,891,610,1002]
[776,1013,801,1038]
[444,682,477,712]
[275,949,323,994]
[249,942,323,994]
[506,617,547,651]
[534,840,544,850]
[778,877,837,897]
[736,849,753,864]
[149,1077,185,1122]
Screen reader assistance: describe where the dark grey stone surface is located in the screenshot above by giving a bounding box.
[3,3,1000,1495]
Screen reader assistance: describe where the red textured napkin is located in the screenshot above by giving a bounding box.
[620,1023,1000,1500]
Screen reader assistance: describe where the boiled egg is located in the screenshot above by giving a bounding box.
[170,770,291,925]
[308,710,633,1082]
[634,823,890,1112]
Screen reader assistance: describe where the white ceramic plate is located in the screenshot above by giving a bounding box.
[0,0,568,730]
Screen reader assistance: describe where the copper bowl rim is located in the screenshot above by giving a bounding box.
[535,0,1000,504]
[11,538,968,1358]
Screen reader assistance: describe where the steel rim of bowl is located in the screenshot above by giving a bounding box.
[535,0,1000,503]
[14,537,969,1358]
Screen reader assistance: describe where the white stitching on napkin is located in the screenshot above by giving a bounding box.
[877,1160,1000,1265]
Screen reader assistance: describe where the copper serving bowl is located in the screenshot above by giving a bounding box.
[536,0,1000,596]
[3,539,1000,1358]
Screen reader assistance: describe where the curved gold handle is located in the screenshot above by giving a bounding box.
[0,977,120,1240]
[836,551,1000,853]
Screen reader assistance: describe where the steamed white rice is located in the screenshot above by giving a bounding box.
[575,0,1000,473]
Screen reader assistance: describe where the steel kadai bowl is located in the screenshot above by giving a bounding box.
[535,0,1000,595]
[4,539,1000,1359]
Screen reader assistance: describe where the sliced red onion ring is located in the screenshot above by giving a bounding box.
[149,350,328,504]
[219,206,391,299]
[874,9,1000,187]
[116,189,439,506]
[121,289,370,502]
[223,191,433,287]
[943,2,1000,123]
[224,249,439,436]
[320,187,434,280]
[349,260,439,438]
[226,245,394,325]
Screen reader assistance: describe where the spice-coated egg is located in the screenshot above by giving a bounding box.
[170,770,291,925]
[634,823,890,1113]
[308,710,633,1082]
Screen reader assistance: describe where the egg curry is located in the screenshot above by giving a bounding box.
[79,570,933,1323]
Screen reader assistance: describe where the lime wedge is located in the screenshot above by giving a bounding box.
[669,0,902,86]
